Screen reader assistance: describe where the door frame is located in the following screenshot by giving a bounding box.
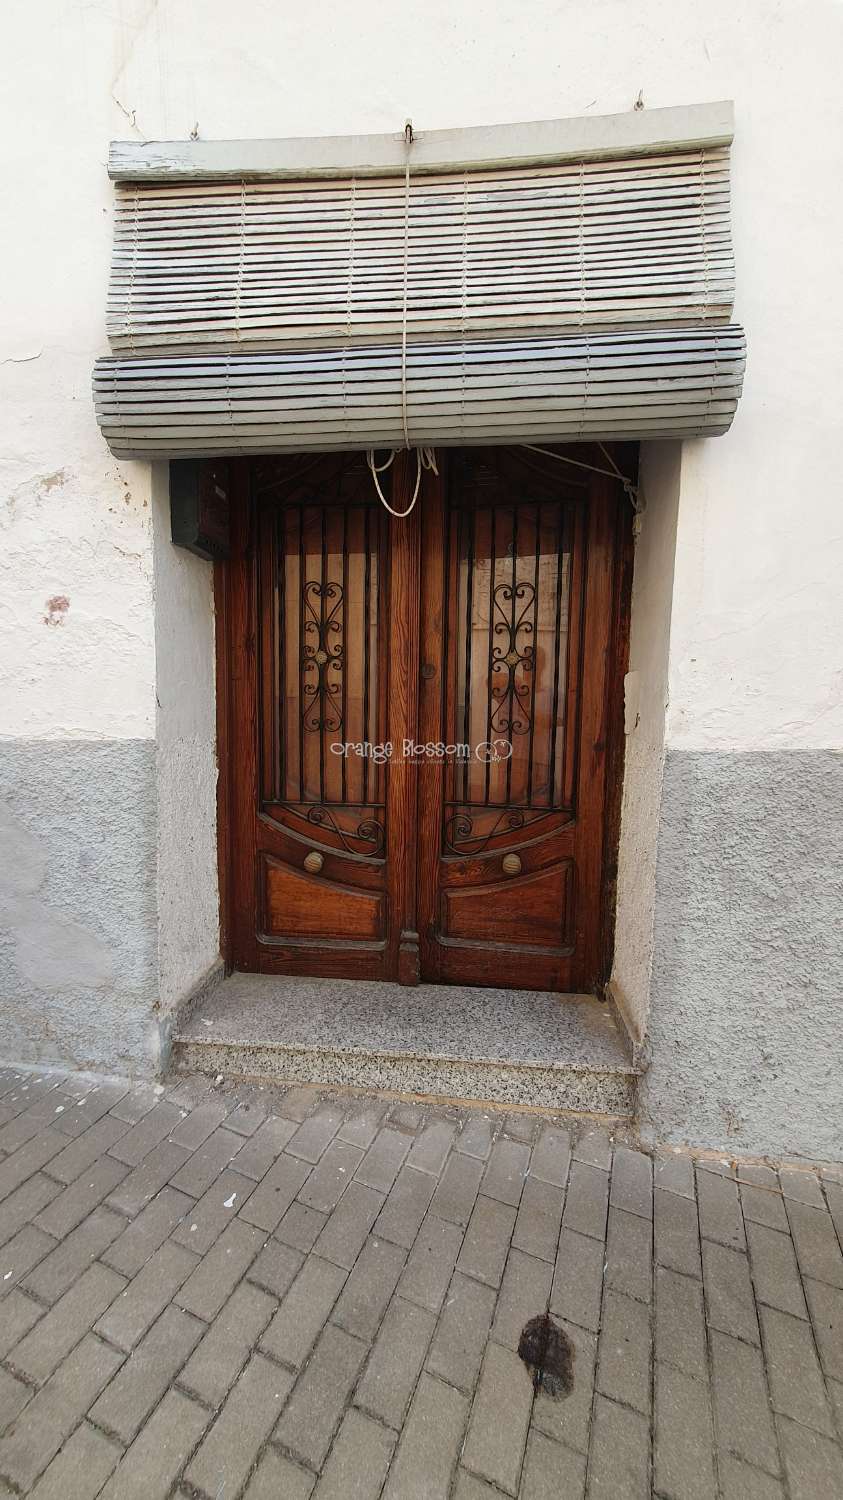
[214,446,634,992]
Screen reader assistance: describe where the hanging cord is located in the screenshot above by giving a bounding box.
[366,446,438,517]
[400,120,413,449]
[521,442,642,512]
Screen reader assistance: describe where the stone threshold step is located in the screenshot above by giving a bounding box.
[172,973,638,1116]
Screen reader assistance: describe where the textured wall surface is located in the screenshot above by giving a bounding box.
[640,750,843,1159]
[0,741,159,1074]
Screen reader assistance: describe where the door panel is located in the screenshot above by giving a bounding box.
[224,445,626,991]
[416,447,619,992]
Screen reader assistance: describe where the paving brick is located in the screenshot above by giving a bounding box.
[747,1220,808,1319]
[398,1213,463,1313]
[95,1240,195,1350]
[655,1265,708,1379]
[261,1255,347,1368]
[550,1226,605,1333]
[105,1140,191,1216]
[185,1351,294,1497]
[777,1413,843,1500]
[276,1199,328,1253]
[779,1168,826,1209]
[312,1407,396,1500]
[718,1455,786,1499]
[171,1166,255,1253]
[179,1279,276,1407]
[355,1127,412,1192]
[382,1371,468,1500]
[572,1125,612,1171]
[455,1113,494,1162]
[232,1113,298,1178]
[46,1115,131,1184]
[354,1294,436,1428]
[406,1118,457,1175]
[34,1155,128,1238]
[457,1194,516,1288]
[0,1129,67,1205]
[610,1145,653,1220]
[90,1302,203,1442]
[374,1164,437,1249]
[519,1429,586,1499]
[332,1234,406,1340]
[107,1100,184,1166]
[490,1247,553,1352]
[481,1138,530,1208]
[462,1340,532,1495]
[53,1080,131,1134]
[760,1303,834,1435]
[0,1174,62,1251]
[804,1277,843,1384]
[168,1125,243,1197]
[298,1137,364,1213]
[278,1084,322,1122]
[655,1184,702,1278]
[512,1174,564,1263]
[337,1100,387,1150]
[167,1096,229,1149]
[244,1448,315,1500]
[0,1365,31,1431]
[655,1363,716,1500]
[0,1224,55,1291]
[561,1160,609,1240]
[606,1207,652,1303]
[0,1289,44,1357]
[27,1420,122,1500]
[11,1261,126,1382]
[703,1239,760,1343]
[389,1102,424,1133]
[503,1112,537,1143]
[697,1167,746,1250]
[532,1321,596,1454]
[710,1328,781,1474]
[21,1205,124,1302]
[101,1184,193,1274]
[738,1165,790,1232]
[247,1234,303,1298]
[786,1199,843,1288]
[174,1215,266,1321]
[824,1177,843,1243]
[654,1149,696,1199]
[0,1334,124,1492]
[430,1149,484,1228]
[98,1386,209,1500]
[425,1270,496,1392]
[238,1149,311,1231]
[286,1104,345,1162]
[275,1322,368,1470]
[596,1288,651,1413]
[313,1180,384,1269]
[108,1082,163,1125]
[453,1470,501,1500]
[586,1393,650,1500]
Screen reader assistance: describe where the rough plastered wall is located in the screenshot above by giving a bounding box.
[1,0,842,1143]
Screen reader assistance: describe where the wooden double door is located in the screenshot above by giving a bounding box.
[222,445,629,993]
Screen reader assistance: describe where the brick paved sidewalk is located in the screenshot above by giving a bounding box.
[0,1065,841,1499]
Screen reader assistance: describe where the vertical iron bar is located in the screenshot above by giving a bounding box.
[548,502,565,808]
[298,502,305,799]
[276,507,284,802]
[363,502,371,808]
[526,502,541,807]
[319,504,327,804]
[484,504,497,805]
[505,504,518,805]
[341,502,348,804]
[462,504,475,805]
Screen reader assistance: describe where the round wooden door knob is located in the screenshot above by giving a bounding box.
[303,850,324,874]
[502,852,522,876]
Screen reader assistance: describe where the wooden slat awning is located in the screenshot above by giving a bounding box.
[94,103,745,457]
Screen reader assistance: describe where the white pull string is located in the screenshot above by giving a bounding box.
[366,447,438,518]
[400,119,413,450]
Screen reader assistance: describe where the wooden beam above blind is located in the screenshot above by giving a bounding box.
[108,100,734,181]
